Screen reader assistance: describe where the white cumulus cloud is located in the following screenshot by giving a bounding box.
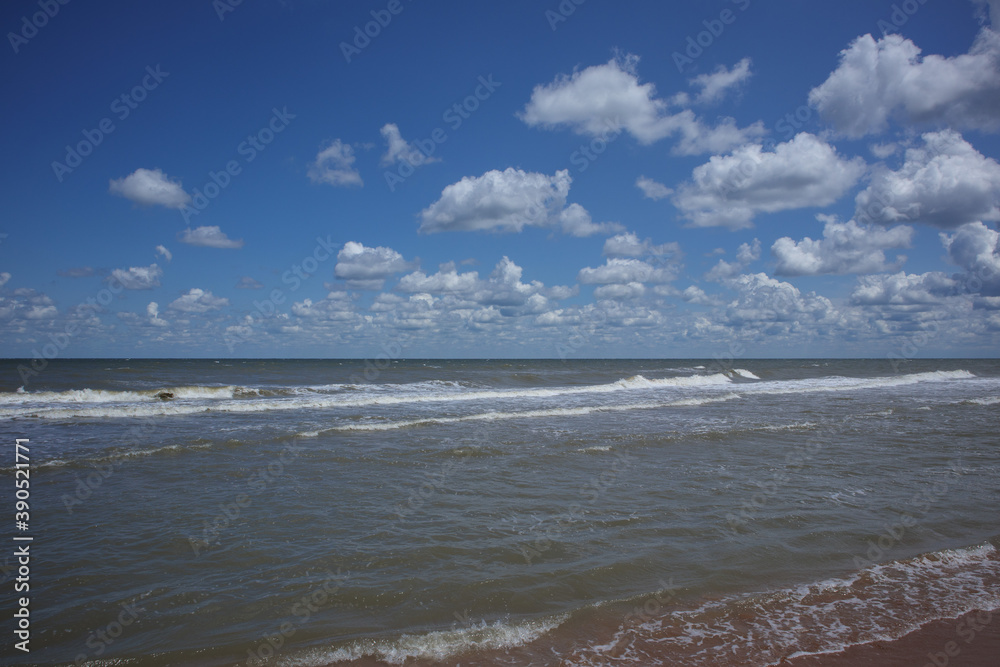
[398,264,480,294]
[689,58,752,105]
[855,130,1000,228]
[603,232,681,259]
[147,302,168,327]
[681,285,723,307]
[291,293,356,321]
[771,217,913,276]
[179,226,244,249]
[557,203,624,237]
[110,264,163,290]
[308,139,362,187]
[0,289,58,321]
[706,239,761,281]
[380,123,439,168]
[851,271,955,306]
[419,168,580,234]
[809,29,1000,137]
[635,176,673,200]
[109,168,191,209]
[169,288,229,313]
[725,273,837,326]
[519,53,764,155]
[473,257,548,308]
[397,257,568,316]
[974,0,1000,27]
[594,282,646,301]
[578,258,676,285]
[673,133,866,229]
[941,221,1000,295]
[334,241,414,289]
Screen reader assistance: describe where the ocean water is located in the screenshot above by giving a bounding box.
[1,358,998,666]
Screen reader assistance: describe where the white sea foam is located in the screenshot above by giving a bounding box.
[757,421,818,432]
[313,394,743,434]
[280,614,568,666]
[0,387,148,405]
[566,542,1000,667]
[0,374,732,420]
[969,395,1000,406]
[0,384,240,406]
[740,369,977,398]
[733,368,761,380]
[0,369,983,421]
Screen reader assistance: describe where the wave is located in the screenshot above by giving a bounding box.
[2,387,164,405]
[9,440,218,472]
[756,420,818,432]
[563,542,1000,667]
[308,394,743,434]
[0,374,733,420]
[0,382,363,407]
[307,379,471,393]
[733,368,761,380]
[726,369,978,401]
[967,395,1000,406]
[0,384,250,406]
[0,369,983,422]
[280,614,568,666]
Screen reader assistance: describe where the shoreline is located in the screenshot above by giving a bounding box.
[780,608,998,667]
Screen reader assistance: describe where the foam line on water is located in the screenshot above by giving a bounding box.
[0,369,982,421]
[0,373,733,420]
[279,614,569,666]
[308,394,744,434]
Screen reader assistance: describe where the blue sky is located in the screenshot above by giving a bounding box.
[2,0,1000,360]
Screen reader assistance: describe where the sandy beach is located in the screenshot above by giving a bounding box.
[784,608,998,667]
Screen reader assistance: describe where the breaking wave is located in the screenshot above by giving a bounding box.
[0,369,981,422]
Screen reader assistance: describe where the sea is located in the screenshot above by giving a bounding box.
[0,358,998,666]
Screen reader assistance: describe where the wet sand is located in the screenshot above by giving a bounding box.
[781,608,998,667]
